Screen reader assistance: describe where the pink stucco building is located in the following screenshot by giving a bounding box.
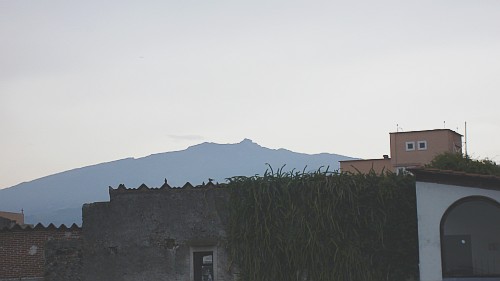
[340,129,463,174]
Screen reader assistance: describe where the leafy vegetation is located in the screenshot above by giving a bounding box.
[426,152,500,176]
[225,168,418,281]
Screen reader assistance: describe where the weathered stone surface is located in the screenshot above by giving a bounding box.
[82,187,234,281]
[45,239,82,281]
[0,226,80,280]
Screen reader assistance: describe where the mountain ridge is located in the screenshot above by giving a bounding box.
[0,139,354,225]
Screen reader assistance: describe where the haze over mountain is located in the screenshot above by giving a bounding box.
[0,139,354,225]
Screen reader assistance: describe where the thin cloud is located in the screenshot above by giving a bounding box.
[167,134,204,141]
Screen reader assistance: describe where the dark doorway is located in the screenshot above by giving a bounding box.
[441,197,500,278]
[442,234,473,276]
[193,251,213,281]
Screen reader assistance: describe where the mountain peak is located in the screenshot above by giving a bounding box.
[188,138,257,149]
[239,138,255,144]
[0,139,355,225]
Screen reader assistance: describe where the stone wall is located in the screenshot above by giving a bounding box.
[82,182,235,281]
[0,224,81,281]
[44,238,82,281]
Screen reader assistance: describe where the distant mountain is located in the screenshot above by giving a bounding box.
[0,139,354,226]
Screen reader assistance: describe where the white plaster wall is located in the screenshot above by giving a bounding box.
[416,182,500,281]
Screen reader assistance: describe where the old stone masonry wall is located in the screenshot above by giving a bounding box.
[82,182,236,281]
[0,224,81,281]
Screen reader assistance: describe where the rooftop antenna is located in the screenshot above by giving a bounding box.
[444,121,446,129]
[464,121,468,158]
[397,124,403,132]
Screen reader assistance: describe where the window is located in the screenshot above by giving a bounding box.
[418,140,427,150]
[406,141,415,151]
[194,252,213,281]
[397,167,407,175]
[191,246,217,281]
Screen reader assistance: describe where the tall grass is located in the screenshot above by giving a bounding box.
[226,169,418,281]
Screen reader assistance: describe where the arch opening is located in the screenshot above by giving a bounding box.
[441,196,500,278]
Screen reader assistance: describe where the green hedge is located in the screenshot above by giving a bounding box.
[427,152,500,176]
[226,169,418,281]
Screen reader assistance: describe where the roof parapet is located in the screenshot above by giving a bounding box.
[108,179,226,197]
[409,168,500,190]
[0,222,81,232]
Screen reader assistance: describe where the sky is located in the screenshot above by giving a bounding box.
[1,0,500,189]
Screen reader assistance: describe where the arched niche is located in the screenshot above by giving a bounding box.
[440,196,500,278]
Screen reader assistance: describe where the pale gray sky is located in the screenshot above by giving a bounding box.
[1,0,500,189]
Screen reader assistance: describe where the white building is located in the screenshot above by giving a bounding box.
[412,168,500,281]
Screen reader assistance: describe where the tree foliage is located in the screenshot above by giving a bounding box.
[426,152,500,176]
[225,169,418,281]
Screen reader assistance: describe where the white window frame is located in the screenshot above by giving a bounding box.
[418,140,427,150]
[397,167,407,175]
[190,246,218,281]
[406,141,415,151]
